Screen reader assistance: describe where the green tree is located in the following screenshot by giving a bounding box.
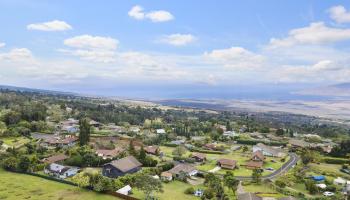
[134,174,163,200]
[2,156,18,171]
[18,156,31,172]
[79,118,91,146]
[139,146,147,162]
[305,180,318,194]
[172,146,187,157]
[223,171,239,195]
[72,173,90,188]
[275,128,285,136]
[252,169,262,184]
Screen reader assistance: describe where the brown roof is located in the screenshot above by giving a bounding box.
[252,150,265,161]
[246,161,263,169]
[218,159,236,167]
[289,139,309,148]
[161,171,173,177]
[108,156,142,173]
[167,164,196,175]
[144,146,159,154]
[238,193,262,200]
[42,154,68,164]
[192,153,206,160]
[96,148,123,157]
[204,143,217,150]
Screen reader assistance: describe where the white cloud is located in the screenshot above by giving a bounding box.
[328,5,350,23]
[204,47,265,69]
[62,35,119,62]
[128,5,174,22]
[27,20,72,31]
[268,22,350,48]
[128,5,145,20]
[64,35,118,50]
[159,34,196,46]
[0,43,5,48]
[145,10,174,22]
[0,48,34,62]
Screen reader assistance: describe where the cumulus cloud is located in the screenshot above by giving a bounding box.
[61,35,119,63]
[204,47,265,69]
[27,20,72,31]
[64,35,118,50]
[0,48,34,62]
[268,22,350,48]
[328,5,350,23]
[128,5,174,22]
[0,43,5,48]
[159,34,196,46]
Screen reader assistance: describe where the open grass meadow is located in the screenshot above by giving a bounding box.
[0,169,119,200]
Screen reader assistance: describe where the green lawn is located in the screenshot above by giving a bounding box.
[243,183,284,198]
[196,151,288,176]
[132,181,201,200]
[0,169,119,200]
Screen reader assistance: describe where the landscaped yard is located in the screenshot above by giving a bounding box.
[196,150,289,176]
[132,180,201,200]
[0,169,119,200]
[309,163,350,179]
[0,137,30,148]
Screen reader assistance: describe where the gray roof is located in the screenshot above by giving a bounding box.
[108,156,142,173]
[237,193,262,200]
[278,197,297,200]
[255,143,285,156]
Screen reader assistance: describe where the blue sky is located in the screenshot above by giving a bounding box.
[0,0,350,98]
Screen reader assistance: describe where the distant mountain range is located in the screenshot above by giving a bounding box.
[295,83,350,97]
[0,85,76,96]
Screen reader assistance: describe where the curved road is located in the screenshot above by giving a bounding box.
[200,153,299,180]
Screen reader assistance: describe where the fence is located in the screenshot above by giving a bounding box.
[19,171,141,200]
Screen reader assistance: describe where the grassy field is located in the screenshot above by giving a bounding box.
[309,163,350,179]
[0,169,119,200]
[132,180,200,200]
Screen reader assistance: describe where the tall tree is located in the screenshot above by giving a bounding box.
[223,171,239,196]
[79,118,91,146]
[134,174,163,200]
[252,169,262,184]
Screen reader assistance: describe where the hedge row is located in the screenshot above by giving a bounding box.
[236,139,287,146]
[190,148,224,154]
[322,157,350,164]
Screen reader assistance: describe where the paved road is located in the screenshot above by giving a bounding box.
[199,152,299,181]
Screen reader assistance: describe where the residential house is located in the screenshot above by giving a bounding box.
[251,150,265,162]
[334,177,350,186]
[96,148,124,160]
[253,143,286,158]
[116,185,132,195]
[217,159,236,170]
[237,192,262,200]
[167,164,198,178]
[160,171,173,181]
[203,143,219,151]
[156,129,166,134]
[278,197,297,200]
[89,120,101,129]
[191,153,206,162]
[289,139,310,149]
[102,156,142,178]
[41,154,68,164]
[223,130,237,138]
[44,163,79,179]
[144,146,160,155]
[129,126,140,133]
[170,139,185,146]
[41,136,78,148]
[246,150,265,169]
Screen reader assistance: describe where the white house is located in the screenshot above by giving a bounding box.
[156,129,166,134]
[44,163,79,179]
[223,130,237,138]
[252,143,286,158]
[117,185,132,195]
[334,177,350,186]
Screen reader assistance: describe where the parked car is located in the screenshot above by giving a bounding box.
[265,167,274,171]
[323,191,335,197]
[340,168,350,175]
